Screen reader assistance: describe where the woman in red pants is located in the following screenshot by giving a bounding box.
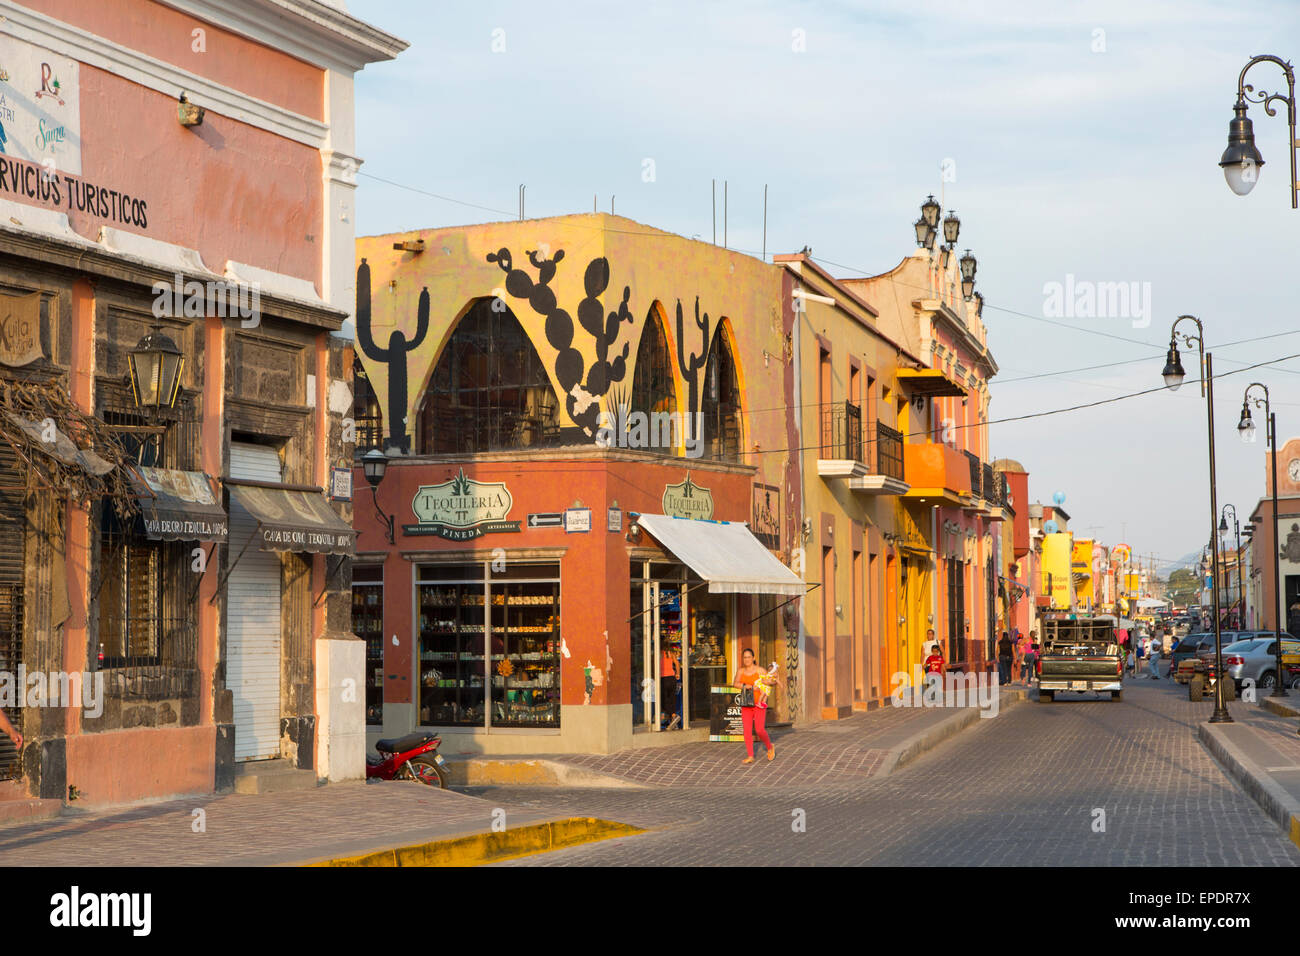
[734,648,775,764]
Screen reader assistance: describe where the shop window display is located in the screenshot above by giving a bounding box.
[417,562,560,729]
[352,565,383,725]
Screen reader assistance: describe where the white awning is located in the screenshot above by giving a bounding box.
[635,513,807,596]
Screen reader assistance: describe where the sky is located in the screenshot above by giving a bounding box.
[346,0,1300,572]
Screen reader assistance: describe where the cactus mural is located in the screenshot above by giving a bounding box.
[486,247,633,436]
[355,258,429,454]
[675,296,711,439]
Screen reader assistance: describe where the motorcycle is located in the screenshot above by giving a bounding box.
[366,732,449,788]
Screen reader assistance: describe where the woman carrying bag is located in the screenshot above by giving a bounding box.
[734,648,776,764]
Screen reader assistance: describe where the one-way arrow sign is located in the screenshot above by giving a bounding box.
[528,512,563,528]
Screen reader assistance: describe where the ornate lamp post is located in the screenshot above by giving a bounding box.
[1218,504,1242,629]
[1239,383,1288,696]
[1219,54,1297,207]
[1162,315,1231,722]
[361,447,395,545]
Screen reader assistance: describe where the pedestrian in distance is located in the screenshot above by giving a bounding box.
[997,630,1014,685]
[1016,630,1032,682]
[733,649,775,765]
[1126,646,1136,677]
[1147,637,1162,680]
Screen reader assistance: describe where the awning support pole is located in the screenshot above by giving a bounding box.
[747,583,819,626]
[209,524,262,605]
[313,553,348,608]
[189,542,219,604]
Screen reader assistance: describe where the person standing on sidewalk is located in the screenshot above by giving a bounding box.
[733,649,774,764]
[660,645,681,730]
[0,707,19,751]
[997,631,1014,685]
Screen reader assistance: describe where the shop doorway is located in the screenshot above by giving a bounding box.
[631,563,733,732]
[227,441,283,762]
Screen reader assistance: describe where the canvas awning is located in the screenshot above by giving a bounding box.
[635,513,806,596]
[129,467,228,543]
[227,480,355,555]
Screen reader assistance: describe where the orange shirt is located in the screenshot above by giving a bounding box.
[661,652,679,678]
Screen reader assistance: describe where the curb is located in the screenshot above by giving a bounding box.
[1198,722,1300,849]
[1259,697,1300,719]
[446,758,646,789]
[298,816,644,867]
[879,687,1027,777]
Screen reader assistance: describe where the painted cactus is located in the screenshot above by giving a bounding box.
[355,258,429,454]
[486,247,632,436]
[675,296,711,439]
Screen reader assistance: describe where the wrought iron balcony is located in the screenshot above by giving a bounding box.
[817,404,909,494]
[964,449,981,499]
[875,421,904,482]
[820,400,863,463]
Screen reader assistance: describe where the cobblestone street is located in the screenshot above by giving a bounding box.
[483,678,1300,866]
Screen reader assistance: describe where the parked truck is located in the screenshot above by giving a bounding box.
[1037,614,1126,702]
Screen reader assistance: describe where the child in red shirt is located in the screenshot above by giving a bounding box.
[924,647,946,675]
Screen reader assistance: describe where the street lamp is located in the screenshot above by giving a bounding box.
[361,447,395,545]
[127,325,185,415]
[1219,504,1242,630]
[959,249,977,301]
[1219,55,1297,207]
[1161,315,1231,722]
[942,209,961,247]
[1239,382,1288,697]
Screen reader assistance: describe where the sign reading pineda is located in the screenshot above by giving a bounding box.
[405,468,520,540]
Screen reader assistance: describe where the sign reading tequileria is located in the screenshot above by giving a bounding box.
[662,472,714,520]
[405,468,520,540]
[0,35,82,174]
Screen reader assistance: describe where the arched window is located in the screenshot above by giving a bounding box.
[352,354,383,453]
[416,298,560,454]
[630,303,677,422]
[701,324,742,462]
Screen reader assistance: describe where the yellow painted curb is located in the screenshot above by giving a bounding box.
[302,817,644,867]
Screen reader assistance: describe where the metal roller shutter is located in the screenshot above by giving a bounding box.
[0,445,23,780]
[227,442,283,762]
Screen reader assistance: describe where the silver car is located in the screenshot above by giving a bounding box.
[1223,635,1300,691]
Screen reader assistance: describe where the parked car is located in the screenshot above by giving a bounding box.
[1221,635,1300,691]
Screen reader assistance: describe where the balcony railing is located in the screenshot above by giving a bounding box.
[820,401,863,463]
[875,421,904,481]
[964,449,981,498]
[982,463,995,503]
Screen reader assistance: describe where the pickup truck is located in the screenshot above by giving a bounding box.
[1037,617,1125,702]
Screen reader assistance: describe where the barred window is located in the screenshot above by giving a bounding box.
[94,388,199,684]
[352,355,383,452]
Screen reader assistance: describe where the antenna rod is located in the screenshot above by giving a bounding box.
[519,184,525,221]
[762,184,768,261]
[724,180,728,249]
[712,179,716,245]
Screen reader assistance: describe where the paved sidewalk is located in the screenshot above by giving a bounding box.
[0,780,556,866]
[1199,692,1300,846]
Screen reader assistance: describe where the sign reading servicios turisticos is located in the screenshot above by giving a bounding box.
[404,469,520,541]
